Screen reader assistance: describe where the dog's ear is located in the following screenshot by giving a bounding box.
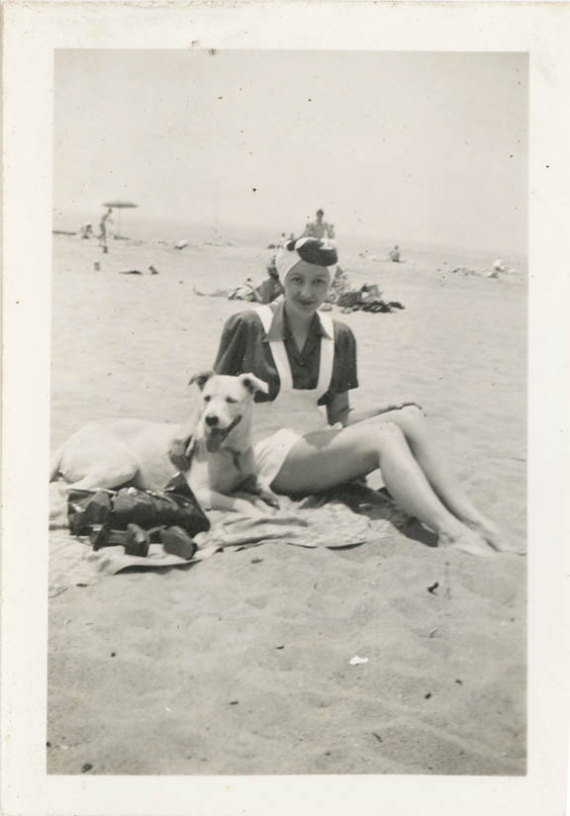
[189,370,214,390]
[239,373,269,395]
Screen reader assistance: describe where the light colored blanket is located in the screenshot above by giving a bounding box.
[49,486,408,597]
[202,493,404,549]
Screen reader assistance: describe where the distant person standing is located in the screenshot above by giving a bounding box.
[388,245,401,263]
[303,209,335,241]
[98,207,113,254]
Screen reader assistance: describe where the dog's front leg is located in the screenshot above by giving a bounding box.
[238,449,279,508]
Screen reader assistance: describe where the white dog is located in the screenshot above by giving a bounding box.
[184,371,278,514]
[49,372,276,526]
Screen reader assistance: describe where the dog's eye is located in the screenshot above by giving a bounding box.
[226,397,238,404]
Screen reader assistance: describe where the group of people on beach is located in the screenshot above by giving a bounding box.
[80,207,113,253]
[171,210,518,557]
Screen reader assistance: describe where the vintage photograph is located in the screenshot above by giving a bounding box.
[47,49,528,775]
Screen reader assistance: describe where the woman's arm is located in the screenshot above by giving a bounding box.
[213,313,249,375]
[326,392,422,427]
[326,392,351,426]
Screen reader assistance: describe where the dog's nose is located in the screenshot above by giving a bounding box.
[205,415,219,427]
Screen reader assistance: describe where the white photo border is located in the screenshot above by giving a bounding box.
[2,2,569,815]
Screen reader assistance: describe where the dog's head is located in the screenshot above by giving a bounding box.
[189,371,269,452]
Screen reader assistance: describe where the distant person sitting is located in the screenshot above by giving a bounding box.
[194,278,257,300]
[80,223,93,240]
[254,262,285,305]
[325,265,351,303]
[228,278,256,301]
[303,209,335,241]
[388,245,401,263]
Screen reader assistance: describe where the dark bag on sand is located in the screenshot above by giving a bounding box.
[68,473,210,537]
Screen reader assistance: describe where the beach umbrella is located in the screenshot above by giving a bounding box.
[102,200,138,238]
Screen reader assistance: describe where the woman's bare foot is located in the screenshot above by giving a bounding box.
[465,519,526,556]
[438,526,497,558]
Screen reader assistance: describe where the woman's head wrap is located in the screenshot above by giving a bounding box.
[275,237,338,279]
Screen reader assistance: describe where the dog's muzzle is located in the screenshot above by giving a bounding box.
[203,413,242,452]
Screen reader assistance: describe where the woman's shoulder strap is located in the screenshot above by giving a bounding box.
[317,310,335,339]
[255,304,274,334]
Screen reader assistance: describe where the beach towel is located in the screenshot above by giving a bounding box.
[48,532,220,598]
[202,488,407,550]
[49,483,409,596]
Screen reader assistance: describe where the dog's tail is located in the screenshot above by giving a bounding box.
[49,446,63,482]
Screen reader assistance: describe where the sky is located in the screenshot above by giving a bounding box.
[54,49,528,253]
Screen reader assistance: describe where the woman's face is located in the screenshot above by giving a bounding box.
[284,261,331,316]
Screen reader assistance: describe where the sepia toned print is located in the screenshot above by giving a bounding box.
[48,49,526,775]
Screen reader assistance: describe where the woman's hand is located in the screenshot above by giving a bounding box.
[326,393,424,428]
[380,400,423,414]
[326,392,351,427]
[341,399,425,427]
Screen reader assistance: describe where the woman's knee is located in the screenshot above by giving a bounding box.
[373,420,407,446]
[392,404,427,436]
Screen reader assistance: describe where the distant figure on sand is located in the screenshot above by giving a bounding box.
[229,278,256,301]
[171,236,519,557]
[303,209,335,241]
[194,277,257,301]
[98,208,113,254]
[324,265,351,303]
[388,245,401,263]
[254,260,285,305]
[269,233,289,250]
[79,223,93,240]
[194,266,283,305]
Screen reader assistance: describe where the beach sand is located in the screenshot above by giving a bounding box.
[48,234,526,775]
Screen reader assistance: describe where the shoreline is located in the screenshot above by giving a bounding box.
[52,220,528,274]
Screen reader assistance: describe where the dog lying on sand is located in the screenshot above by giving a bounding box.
[49,372,277,526]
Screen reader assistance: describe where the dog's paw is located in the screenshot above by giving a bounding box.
[259,489,280,509]
[241,476,280,509]
[234,497,268,517]
[253,497,277,514]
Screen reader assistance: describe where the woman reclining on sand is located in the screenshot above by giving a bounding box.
[174,237,519,557]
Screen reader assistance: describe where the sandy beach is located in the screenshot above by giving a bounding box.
[48,232,526,776]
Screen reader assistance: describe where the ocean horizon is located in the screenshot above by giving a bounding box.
[53,208,528,272]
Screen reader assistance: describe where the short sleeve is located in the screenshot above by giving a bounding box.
[213,313,251,376]
[212,311,278,401]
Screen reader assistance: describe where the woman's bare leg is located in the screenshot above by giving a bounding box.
[355,406,514,550]
[272,422,496,556]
